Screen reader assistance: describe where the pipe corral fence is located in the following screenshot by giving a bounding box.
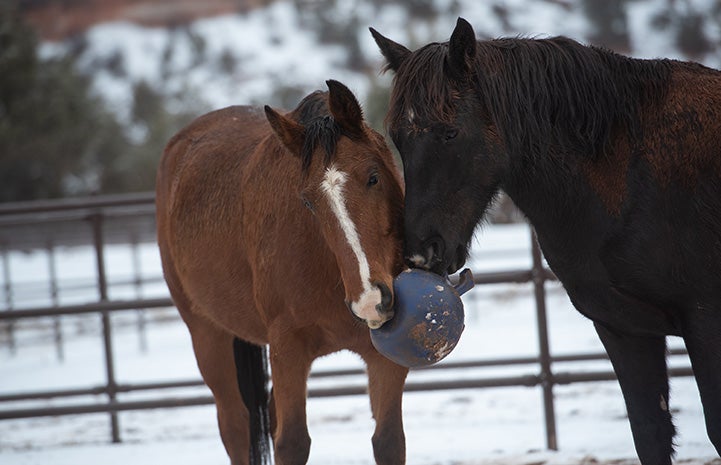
[0,192,693,450]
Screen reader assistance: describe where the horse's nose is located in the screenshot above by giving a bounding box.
[406,236,445,271]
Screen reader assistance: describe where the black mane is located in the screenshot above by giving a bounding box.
[291,90,342,172]
[389,36,674,159]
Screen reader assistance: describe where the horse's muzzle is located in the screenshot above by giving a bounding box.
[405,236,443,270]
[345,281,395,329]
[406,236,465,275]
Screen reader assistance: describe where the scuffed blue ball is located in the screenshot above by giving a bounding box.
[370,268,473,368]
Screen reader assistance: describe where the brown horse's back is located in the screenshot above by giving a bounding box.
[158,105,268,226]
[156,105,272,343]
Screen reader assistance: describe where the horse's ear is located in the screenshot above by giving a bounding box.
[447,17,477,79]
[264,105,305,155]
[370,27,411,73]
[326,80,364,137]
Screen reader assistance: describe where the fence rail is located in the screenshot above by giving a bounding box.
[0,192,692,450]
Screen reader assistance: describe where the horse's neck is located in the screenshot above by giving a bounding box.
[502,150,613,259]
[497,58,721,267]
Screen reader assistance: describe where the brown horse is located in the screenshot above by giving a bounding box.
[156,80,408,465]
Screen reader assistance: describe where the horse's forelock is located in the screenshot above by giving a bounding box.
[291,91,344,172]
[386,43,459,132]
[300,115,340,171]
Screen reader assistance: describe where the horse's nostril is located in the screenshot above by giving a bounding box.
[375,282,393,314]
[421,236,445,268]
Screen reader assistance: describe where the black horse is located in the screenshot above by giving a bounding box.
[371,17,721,465]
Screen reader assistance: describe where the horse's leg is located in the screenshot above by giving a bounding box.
[183,313,254,465]
[680,304,721,455]
[362,350,408,465]
[594,322,674,465]
[268,335,313,465]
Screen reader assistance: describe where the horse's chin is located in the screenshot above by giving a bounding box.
[444,262,463,276]
[447,244,469,275]
[366,319,385,330]
[347,284,394,329]
[427,243,468,276]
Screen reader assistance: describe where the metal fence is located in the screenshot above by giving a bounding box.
[0,192,693,450]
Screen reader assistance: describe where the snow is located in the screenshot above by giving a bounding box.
[0,224,717,464]
[627,0,721,65]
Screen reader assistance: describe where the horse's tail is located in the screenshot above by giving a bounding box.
[233,337,272,465]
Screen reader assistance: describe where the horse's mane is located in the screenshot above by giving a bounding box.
[389,36,674,159]
[290,90,343,172]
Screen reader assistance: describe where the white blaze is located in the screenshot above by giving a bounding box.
[407,107,416,124]
[321,166,385,327]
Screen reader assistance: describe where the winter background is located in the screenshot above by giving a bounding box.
[3,0,721,464]
[32,0,721,134]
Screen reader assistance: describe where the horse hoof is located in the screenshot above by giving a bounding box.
[370,268,473,368]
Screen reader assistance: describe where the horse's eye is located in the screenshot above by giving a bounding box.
[302,196,314,211]
[368,173,379,187]
[445,128,458,141]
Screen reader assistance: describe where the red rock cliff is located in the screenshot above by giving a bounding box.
[22,0,271,40]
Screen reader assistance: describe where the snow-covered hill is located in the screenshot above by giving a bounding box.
[39,0,721,125]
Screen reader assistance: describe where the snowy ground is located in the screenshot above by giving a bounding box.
[0,224,718,464]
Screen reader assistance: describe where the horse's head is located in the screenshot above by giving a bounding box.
[371,18,508,275]
[264,80,405,329]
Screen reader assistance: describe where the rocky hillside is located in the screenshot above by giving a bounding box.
[10,0,721,203]
[22,0,268,40]
[28,0,721,116]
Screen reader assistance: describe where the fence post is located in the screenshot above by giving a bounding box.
[530,227,558,450]
[130,235,148,353]
[1,246,15,355]
[46,241,64,362]
[90,211,121,443]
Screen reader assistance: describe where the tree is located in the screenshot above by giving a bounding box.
[582,0,631,53]
[99,80,200,194]
[0,2,130,201]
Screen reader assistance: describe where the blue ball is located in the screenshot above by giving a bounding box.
[370,268,473,368]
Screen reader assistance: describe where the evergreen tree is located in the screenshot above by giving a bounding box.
[102,80,200,194]
[0,2,131,201]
